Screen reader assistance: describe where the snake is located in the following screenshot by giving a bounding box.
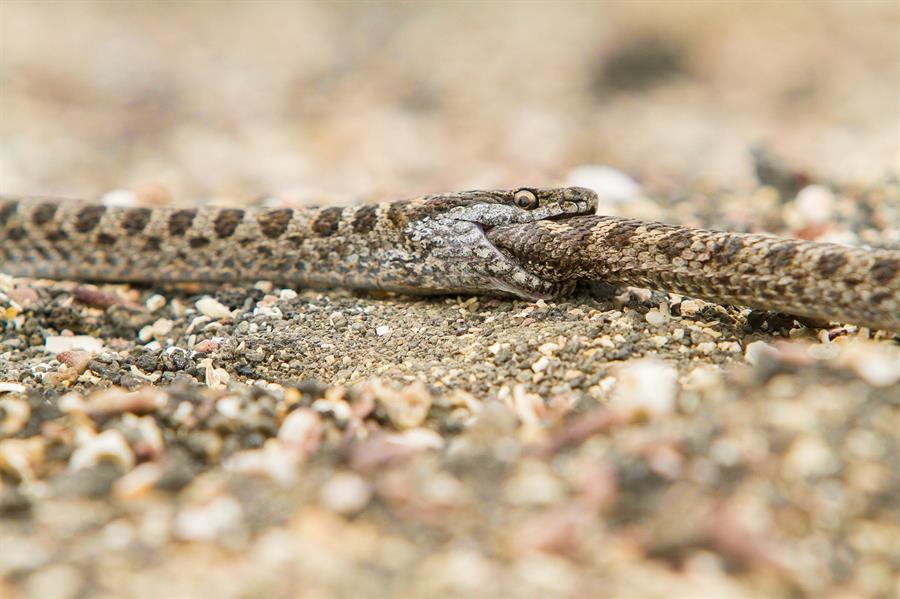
[1,187,898,331]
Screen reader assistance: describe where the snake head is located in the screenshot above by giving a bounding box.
[439,186,598,226]
[406,186,597,300]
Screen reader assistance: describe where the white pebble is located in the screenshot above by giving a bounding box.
[44,336,104,355]
[645,310,668,327]
[531,355,550,373]
[113,462,163,500]
[0,382,27,394]
[199,358,230,389]
[745,340,778,366]
[195,297,232,319]
[842,343,900,387]
[277,408,322,447]
[174,495,243,541]
[611,358,678,419]
[696,341,716,354]
[376,325,391,336]
[389,428,445,450]
[791,184,835,226]
[216,395,242,418]
[138,318,174,342]
[566,165,641,204]
[100,189,139,207]
[372,380,432,429]
[679,300,701,316]
[319,472,372,515]
[145,294,166,312]
[69,429,135,472]
[782,435,839,479]
[279,288,298,301]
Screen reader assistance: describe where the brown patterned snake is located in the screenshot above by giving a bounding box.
[1,187,898,331]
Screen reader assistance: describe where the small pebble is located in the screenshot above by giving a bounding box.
[745,340,778,366]
[610,358,678,419]
[645,310,668,326]
[679,299,701,316]
[44,336,104,354]
[319,472,372,515]
[196,297,232,319]
[69,429,136,472]
[790,184,835,226]
[0,382,27,394]
[531,356,550,373]
[372,380,432,429]
[145,294,167,312]
[174,495,243,541]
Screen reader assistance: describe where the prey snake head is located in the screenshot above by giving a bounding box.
[406,186,597,299]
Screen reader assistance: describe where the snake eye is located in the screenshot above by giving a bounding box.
[514,189,538,210]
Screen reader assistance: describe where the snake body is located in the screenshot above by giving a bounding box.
[1,187,898,330]
[486,215,900,331]
[0,188,595,300]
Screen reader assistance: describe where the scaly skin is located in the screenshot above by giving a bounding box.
[3,187,897,330]
[486,215,900,331]
[0,187,597,300]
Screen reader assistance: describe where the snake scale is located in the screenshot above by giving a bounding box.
[1,186,898,331]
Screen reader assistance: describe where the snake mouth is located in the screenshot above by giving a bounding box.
[462,199,594,233]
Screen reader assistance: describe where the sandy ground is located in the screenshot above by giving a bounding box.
[1,3,899,598]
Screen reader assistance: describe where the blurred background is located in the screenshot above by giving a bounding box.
[1,1,898,202]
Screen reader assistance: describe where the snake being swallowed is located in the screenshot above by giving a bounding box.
[1,186,898,331]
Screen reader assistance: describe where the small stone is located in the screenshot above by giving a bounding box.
[0,397,30,435]
[537,342,560,355]
[192,339,219,353]
[376,325,391,337]
[717,341,742,353]
[319,472,372,515]
[279,288,298,301]
[113,462,163,500]
[791,184,835,226]
[504,462,565,505]
[7,287,39,305]
[610,358,678,419]
[0,382,27,394]
[645,309,668,326]
[277,408,322,453]
[195,296,232,319]
[70,429,135,472]
[531,356,550,373]
[84,388,166,416]
[44,335,104,354]
[24,563,84,599]
[696,341,716,354]
[745,340,779,366]
[679,299,701,316]
[57,350,92,374]
[100,188,139,207]
[199,358,230,389]
[840,342,900,387]
[145,294,166,312]
[216,396,242,419]
[174,495,243,541]
[389,428,445,450]
[225,440,301,486]
[138,318,174,342]
[782,435,839,479]
[371,380,432,429]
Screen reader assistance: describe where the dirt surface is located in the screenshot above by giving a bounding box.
[2,3,899,598]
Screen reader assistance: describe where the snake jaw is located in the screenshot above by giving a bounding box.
[401,186,596,299]
[418,187,596,299]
